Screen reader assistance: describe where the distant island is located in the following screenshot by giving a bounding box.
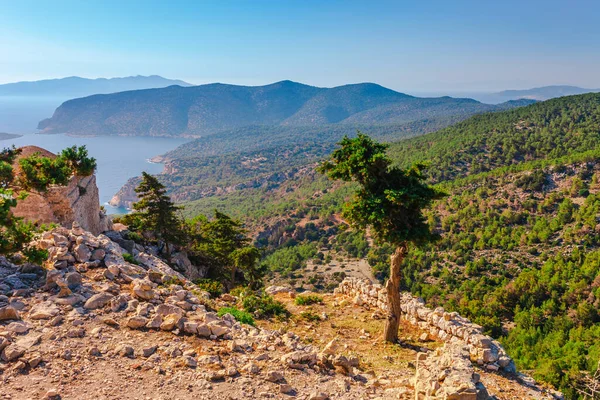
[37,80,534,137]
[471,85,600,104]
[0,75,192,98]
[0,132,22,141]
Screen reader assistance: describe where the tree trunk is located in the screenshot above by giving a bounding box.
[383,244,407,343]
[165,241,171,263]
[230,266,237,284]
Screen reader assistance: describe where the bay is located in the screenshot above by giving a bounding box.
[1,133,189,214]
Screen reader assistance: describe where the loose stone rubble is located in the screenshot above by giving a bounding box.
[0,223,377,399]
[334,277,515,373]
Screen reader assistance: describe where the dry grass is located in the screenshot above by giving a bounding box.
[257,293,442,379]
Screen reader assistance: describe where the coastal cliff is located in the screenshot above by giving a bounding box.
[11,146,111,235]
[108,176,140,210]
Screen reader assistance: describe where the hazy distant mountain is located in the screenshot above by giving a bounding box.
[0,132,22,140]
[471,85,600,104]
[0,75,192,97]
[38,80,532,137]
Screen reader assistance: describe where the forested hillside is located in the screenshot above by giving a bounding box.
[38,80,530,137]
[172,93,600,397]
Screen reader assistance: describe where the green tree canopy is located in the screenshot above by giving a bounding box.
[60,145,97,176]
[129,172,185,260]
[318,133,443,245]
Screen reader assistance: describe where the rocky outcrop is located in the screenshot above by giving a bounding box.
[334,277,515,373]
[108,176,139,209]
[0,224,376,399]
[11,146,111,235]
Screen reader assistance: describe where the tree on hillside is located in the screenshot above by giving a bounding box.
[188,210,261,285]
[129,172,185,262]
[231,246,263,289]
[318,133,443,342]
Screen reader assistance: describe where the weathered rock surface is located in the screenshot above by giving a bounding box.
[11,146,111,235]
[413,343,489,399]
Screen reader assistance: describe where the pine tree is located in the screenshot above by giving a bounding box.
[198,210,251,283]
[131,172,185,261]
[319,133,443,343]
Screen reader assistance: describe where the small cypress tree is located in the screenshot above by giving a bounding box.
[131,172,185,261]
[319,133,443,343]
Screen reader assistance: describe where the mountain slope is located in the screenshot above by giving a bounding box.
[37,81,529,137]
[387,93,600,183]
[0,75,191,97]
[171,92,600,398]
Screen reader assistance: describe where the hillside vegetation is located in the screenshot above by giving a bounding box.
[171,93,600,397]
[38,80,530,137]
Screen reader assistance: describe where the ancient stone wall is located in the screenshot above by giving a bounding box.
[334,277,515,373]
[414,343,489,400]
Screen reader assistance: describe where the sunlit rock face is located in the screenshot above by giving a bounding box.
[11,146,111,235]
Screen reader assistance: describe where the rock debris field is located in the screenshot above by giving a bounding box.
[0,223,560,399]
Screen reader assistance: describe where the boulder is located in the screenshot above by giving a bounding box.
[1,344,26,362]
[29,302,60,319]
[208,322,230,337]
[74,243,91,262]
[160,314,183,331]
[0,305,20,321]
[84,292,115,310]
[155,303,185,318]
[265,370,284,383]
[127,316,149,329]
[132,279,156,301]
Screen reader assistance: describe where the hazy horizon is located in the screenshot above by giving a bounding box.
[0,75,597,97]
[1,0,599,93]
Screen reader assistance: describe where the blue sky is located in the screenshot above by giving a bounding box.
[1,0,599,92]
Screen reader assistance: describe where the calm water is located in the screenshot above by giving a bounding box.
[0,96,65,134]
[1,133,189,214]
[0,96,190,214]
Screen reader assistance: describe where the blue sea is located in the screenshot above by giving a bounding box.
[0,96,189,214]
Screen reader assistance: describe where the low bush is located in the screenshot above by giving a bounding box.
[242,294,289,320]
[193,278,224,297]
[299,310,321,322]
[122,252,139,265]
[294,294,323,306]
[217,306,255,326]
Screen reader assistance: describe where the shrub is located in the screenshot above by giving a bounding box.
[242,294,289,319]
[124,231,143,243]
[230,286,252,298]
[18,153,70,191]
[59,145,97,176]
[217,306,255,326]
[294,294,324,306]
[194,278,224,297]
[22,247,48,265]
[162,276,185,287]
[122,252,139,265]
[299,310,321,322]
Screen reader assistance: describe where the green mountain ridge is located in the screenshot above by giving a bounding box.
[37,80,532,137]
